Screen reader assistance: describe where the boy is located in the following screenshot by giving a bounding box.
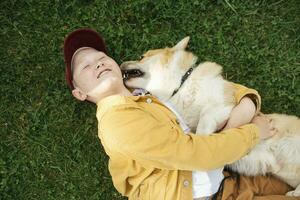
[63,28,296,200]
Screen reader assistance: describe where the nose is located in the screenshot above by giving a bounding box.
[96,63,104,69]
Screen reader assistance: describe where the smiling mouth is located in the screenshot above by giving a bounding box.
[97,69,112,79]
[122,69,144,80]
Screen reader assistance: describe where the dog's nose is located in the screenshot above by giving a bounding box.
[120,61,134,69]
[120,63,127,69]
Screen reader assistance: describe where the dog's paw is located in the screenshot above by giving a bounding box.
[263,115,279,138]
[286,190,300,197]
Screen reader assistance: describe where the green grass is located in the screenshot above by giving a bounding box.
[1,0,299,199]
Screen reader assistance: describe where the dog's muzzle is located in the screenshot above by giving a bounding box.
[122,69,144,80]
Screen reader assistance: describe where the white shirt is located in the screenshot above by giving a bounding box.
[158,99,224,198]
[132,89,224,198]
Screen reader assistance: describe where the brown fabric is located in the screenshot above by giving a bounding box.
[216,171,300,200]
[194,197,212,200]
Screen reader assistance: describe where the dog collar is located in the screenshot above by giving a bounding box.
[171,66,194,97]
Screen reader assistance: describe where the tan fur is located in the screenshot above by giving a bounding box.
[179,52,196,70]
[223,82,237,107]
[142,48,174,66]
[195,61,223,77]
[268,113,300,137]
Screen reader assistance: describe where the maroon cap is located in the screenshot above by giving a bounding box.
[63,28,107,90]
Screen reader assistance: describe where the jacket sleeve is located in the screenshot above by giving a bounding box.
[99,104,260,171]
[233,83,261,114]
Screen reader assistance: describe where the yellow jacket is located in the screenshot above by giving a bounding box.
[96,84,261,200]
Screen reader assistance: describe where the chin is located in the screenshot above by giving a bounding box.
[90,77,122,96]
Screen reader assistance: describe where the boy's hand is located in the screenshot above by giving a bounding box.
[252,114,277,140]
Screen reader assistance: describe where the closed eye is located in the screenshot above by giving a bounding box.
[83,65,89,69]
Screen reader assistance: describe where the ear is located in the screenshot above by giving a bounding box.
[172,36,190,50]
[72,88,87,101]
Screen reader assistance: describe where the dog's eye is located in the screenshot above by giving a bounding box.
[140,55,145,60]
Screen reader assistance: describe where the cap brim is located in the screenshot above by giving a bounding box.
[64,28,107,90]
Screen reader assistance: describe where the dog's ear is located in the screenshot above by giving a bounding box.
[172,36,190,50]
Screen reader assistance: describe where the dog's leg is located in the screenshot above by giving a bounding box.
[286,184,300,197]
[196,113,218,135]
[196,105,232,135]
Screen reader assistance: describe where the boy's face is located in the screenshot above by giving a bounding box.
[71,47,123,102]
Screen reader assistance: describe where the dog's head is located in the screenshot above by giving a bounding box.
[120,37,198,100]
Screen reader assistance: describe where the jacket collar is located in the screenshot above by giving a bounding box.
[97,95,140,107]
[96,93,166,119]
[96,95,140,117]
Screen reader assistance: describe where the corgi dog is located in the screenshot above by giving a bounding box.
[120,37,300,196]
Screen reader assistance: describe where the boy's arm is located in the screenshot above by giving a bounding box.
[223,83,261,130]
[233,83,261,113]
[99,104,260,171]
[223,96,256,129]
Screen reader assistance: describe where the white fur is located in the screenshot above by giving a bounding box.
[120,38,300,196]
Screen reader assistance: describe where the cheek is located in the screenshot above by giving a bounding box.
[88,75,122,96]
[110,59,118,66]
[110,64,122,77]
[76,71,96,91]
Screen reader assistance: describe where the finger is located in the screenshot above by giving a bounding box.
[269,128,278,136]
[257,112,263,117]
[267,117,273,123]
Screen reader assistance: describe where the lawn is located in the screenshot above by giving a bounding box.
[1,0,299,199]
